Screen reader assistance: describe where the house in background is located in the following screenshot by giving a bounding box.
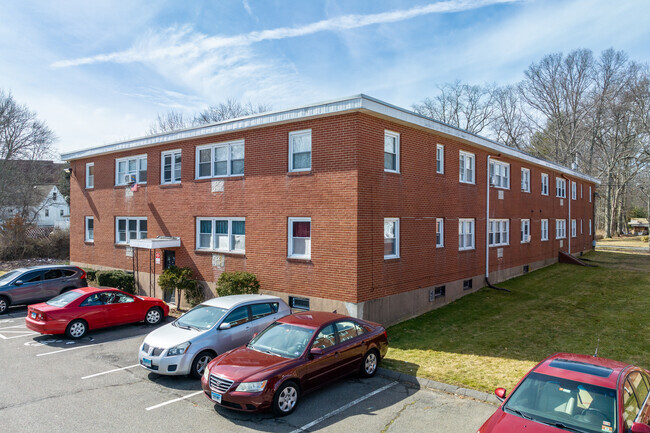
[629,218,649,235]
[32,185,70,229]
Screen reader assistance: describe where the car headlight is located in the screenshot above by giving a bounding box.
[203,364,211,381]
[235,380,267,393]
[166,342,190,356]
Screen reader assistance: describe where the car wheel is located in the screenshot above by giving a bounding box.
[272,381,300,416]
[360,349,379,378]
[145,307,163,325]
[190,350,215,379]
[66,319,88,339]
[0,296,9,315]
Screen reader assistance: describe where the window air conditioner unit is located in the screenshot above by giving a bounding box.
[124,174,136,184]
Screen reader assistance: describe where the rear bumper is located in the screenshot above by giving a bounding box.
[25,317,64,335]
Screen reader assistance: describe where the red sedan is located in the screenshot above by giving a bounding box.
[478,353,650,433]
[25,287,169,339]
[201,311,388,416]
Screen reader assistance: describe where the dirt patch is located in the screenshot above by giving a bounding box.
[0,258,68,271]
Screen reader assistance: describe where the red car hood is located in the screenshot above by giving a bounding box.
[481,409,566,433]
[209,346,296,383]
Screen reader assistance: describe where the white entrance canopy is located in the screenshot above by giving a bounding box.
[129,236,181,249]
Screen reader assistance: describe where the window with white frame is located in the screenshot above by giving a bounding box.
[436,144,444,174]
[580,219,583,234]
[196,140,244,179]
[85,216,94,242]
[580,184,583,199]
[556,178,566,198]
[196,218,245,252]
[488,219,509,246]
[589,186,592,202]
[384,218,399,258]
[571,219,577,237]
[86,163,94,189]
[521,168,530,192]
[521,219,530,243]
[458,219,475,250]
[436,218,444,247]
[541,219,549,241]
[556,219,566,239]
[161,150,181,184]
[571,181,577,200]
[116,155,147,185]
[589,219,592,235]
[289,130,311,172]
[541,173,549,195]
[489,160,510,189]
[288,217,311,259]
[115,217,147,244]
[459,151,475,184]
[384,131,399,173]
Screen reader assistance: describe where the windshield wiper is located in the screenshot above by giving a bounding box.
[539,421,587,433]
[506,408,533,420]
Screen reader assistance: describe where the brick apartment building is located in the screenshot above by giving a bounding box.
[61,95,598,325]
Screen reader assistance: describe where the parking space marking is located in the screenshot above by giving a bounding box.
[82,364,140,379]
[36,345,96,356]
[289,381,398,433]
[145,391,204,411]
[0,324,39,339]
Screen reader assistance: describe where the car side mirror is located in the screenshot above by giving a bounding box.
[631,423,650,433]
[495,388,507,401]
[218,322,231,330]
[14,280,23,286]
[310,347,323,357]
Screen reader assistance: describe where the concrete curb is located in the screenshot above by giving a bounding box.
[377,367,500,405]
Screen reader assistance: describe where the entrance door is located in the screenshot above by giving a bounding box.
[163,251,176,304]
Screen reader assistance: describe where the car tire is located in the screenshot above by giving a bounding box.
[190,350,215,379]
[145,307,163,325]
[360,349,379,378]
[66,319,88,339]
[272,380,300,416]
[0,296,9,315]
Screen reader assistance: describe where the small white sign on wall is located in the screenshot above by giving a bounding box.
[126,247,133,257]
[212,253,225,268]
[560,240,564,248]
[560,199,564,206]
[497,248,503,258]
[125,188,133,198]
[211,180,224,193]
[498,190,504,200]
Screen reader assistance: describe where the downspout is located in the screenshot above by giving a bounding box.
[485,154,510,292]
[562,174,571,255]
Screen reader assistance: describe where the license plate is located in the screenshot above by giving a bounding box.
[211,391,222,404]
[31,312,37,319]
[141,358,152,368]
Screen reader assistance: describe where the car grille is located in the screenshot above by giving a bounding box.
[209,374,234,394]
[142,343,164,357]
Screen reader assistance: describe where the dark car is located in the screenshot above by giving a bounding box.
[201,311,388,416]
[478,352,650,433]
[0,265,87,314]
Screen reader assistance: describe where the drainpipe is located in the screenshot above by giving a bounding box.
[485,155,510,292]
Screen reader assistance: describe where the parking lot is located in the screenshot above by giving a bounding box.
[0,306,496,432]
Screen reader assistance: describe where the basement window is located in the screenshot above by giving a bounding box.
[430,285,446,302]
[463,279,473,291]
[289,296,310,311]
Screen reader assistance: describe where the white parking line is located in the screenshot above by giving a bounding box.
[145,391,204,411]
[289,381,398,433]
[82,363,140,380]
[36,345,95,356]
[0,324,39,340]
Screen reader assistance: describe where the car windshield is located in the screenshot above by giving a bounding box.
[504,372,617,433]
[0,270,21,285]
[248,322,314,359]
[175,305,227,331]
[46,291,84,307]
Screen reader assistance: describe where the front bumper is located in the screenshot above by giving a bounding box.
[201,374,274,412]
[138,346,193,376]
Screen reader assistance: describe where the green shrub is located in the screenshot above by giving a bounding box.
[642,236,649,243]
[184,281,205,308]
[97,270,136,294]
[158,266,199,307]
[85,269,98,283]
[216,271,260,297]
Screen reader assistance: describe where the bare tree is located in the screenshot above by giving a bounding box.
[148,110,193,135]
[490,85,532,150]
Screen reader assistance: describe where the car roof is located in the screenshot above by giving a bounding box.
[200,294,283,309]
[71,286,116,294]
[278,311,353,329]
[21,265,79,271]
[534,353,632,388]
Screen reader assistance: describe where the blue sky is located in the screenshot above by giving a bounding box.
[1,0,649,155]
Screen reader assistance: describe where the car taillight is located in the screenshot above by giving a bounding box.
[78,268,87,280]
[39,312,47,321]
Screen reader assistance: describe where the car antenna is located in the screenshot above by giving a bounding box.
[593,337,600,358]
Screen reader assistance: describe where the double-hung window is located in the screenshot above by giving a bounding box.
[116,155,147,185]
[436,218,444,248]
[556,178,566,198]
[288,217,311,259]
[458,219,475,250]
[384,218,399,259]
[436,144,444,174]
[541,219,549,241]
[85,216,94,242]
[86,163,94,189]
[589,186,592,202]
[196,218,245,253]
[541,173,549,195]
[459,151,475,184]
[571,181,577,200]
[289,130,312,172]
[589,219,592,235]
[556,219,566,239]
[161,150,181,184]
[384,131,400,173]
[488,219,509,246]
[580,184,583,199]
[196,140,244,179]
[521,168,530,192]
[571,219,577,237]
[580,219,583,234]
[115,217,147,244]
[521,219,530,243]
[489,160,510,189]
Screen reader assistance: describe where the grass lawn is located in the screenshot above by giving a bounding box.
[382,250,650,394]
[597,236,649,248]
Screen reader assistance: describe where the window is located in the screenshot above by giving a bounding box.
[44,269,62,280]
[541,173,549,195]
[458,219,475,250]
[489,160,510,189]
[313,324,336,350]
[520,168,530,192]
[384,131,399,173]
[384,218,399,259]
[488,219,509,246]
[223,306,250,328]
[196,218,245,253]
[589,219,592,235]
[541,219,549,241]
[45,208,49,217]
[80,293,103,307]
[521,219,530,243]
[571,219,577,237]
[436,144,444,174]
[463,279,473,290]
[556,178,566,198]
[288,217,311,259]
[336,321,359,343]
[115,217,147,244]
[161,150,181,184]
[589,186,592,202]
[289,296,310,311]
[433,285,445,299]
[459,151,475,184]
[556,219,566,239]
[196,140,244,179]
[289,130,311,172]
[571,181,577,200]
[53,192,57,201]
[580,183,583,199]
[250,303,278,320]
[580,219,583,234]
[86,163,94,189]
[436,218,444,248]
[59,209,64,217]
[116,155,147,185]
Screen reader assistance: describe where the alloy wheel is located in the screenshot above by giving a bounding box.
[69,322,86,338]
[365,352,378,375]
[278,385,298,413]
[146,309,161,324]
[0,298,7,314]
[195,355,212,376]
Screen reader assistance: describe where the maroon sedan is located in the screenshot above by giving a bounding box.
[25,287,169,339]
[201,311,388,416]
[478,353,650,433]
